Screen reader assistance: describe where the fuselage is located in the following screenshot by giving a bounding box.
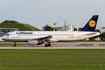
[2,31,100,42]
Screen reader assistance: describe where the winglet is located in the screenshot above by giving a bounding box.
[80,15,99,32]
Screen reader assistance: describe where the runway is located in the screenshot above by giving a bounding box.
[0,42,105,49]
[0,46,105,49]
[51,42,105,47]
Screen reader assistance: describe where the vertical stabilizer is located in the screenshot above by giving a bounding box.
[80,15,99,31]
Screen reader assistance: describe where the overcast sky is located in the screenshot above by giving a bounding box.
[0,0,105,29]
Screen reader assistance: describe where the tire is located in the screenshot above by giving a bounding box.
[45,43,51,47]
[45,44,48,47]
[48,44,51,47]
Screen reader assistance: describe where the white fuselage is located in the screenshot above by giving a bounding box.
[2,31,100,42]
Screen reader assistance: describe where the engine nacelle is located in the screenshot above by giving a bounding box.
[28,39,38,45]
[28,39,44,45]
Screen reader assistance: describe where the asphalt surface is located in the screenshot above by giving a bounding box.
[52,42,105,47]
[0,46,105,49]
[0,42,105,49]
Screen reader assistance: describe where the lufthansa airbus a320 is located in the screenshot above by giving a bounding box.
[2,15,100,47]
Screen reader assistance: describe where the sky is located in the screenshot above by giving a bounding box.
[0,0,105,30]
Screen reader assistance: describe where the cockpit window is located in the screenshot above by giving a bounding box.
[6,34,9,36]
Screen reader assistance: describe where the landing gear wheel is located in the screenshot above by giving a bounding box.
[48,43,51,47]
[45,43,51,47]
[45,44,48,47]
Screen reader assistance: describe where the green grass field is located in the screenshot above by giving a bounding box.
[0,20,40,31]
[0,49,105,70]
[0,42,28,47]
[0,24,38,31]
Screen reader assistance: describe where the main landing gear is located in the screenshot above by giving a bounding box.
[45,42,51,47]
[14,42,16,47]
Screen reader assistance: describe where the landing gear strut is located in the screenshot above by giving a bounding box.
[14,42,16,47]
[45,42,51,47]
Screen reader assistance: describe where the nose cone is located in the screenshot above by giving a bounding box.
[1,36,5,41]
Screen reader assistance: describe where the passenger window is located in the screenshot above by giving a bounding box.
[6,34,9,36]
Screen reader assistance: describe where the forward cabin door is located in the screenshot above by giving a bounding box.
[11,34,15,39]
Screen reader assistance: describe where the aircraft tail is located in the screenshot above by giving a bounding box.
[80,15,99,32]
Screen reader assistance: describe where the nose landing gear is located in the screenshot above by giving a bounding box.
[14,42,16,47]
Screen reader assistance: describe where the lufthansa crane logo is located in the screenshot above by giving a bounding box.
[89,20,96,27]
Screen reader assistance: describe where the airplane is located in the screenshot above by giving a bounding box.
[2,15,100,47]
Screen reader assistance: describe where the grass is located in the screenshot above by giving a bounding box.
[0,42,28,47]
[0,49,105,70]
[0,44,28,47]
[0,24,38,31]
[0,20,40,31]
[23,24,38,31]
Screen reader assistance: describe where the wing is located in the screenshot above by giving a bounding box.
[31,35,52,42]
[37,35,52,42]
[28,35,52,45]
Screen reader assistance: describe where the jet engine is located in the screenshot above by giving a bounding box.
[28,39,44,45]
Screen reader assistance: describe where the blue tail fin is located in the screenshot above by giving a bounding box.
[80,15,99,32]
